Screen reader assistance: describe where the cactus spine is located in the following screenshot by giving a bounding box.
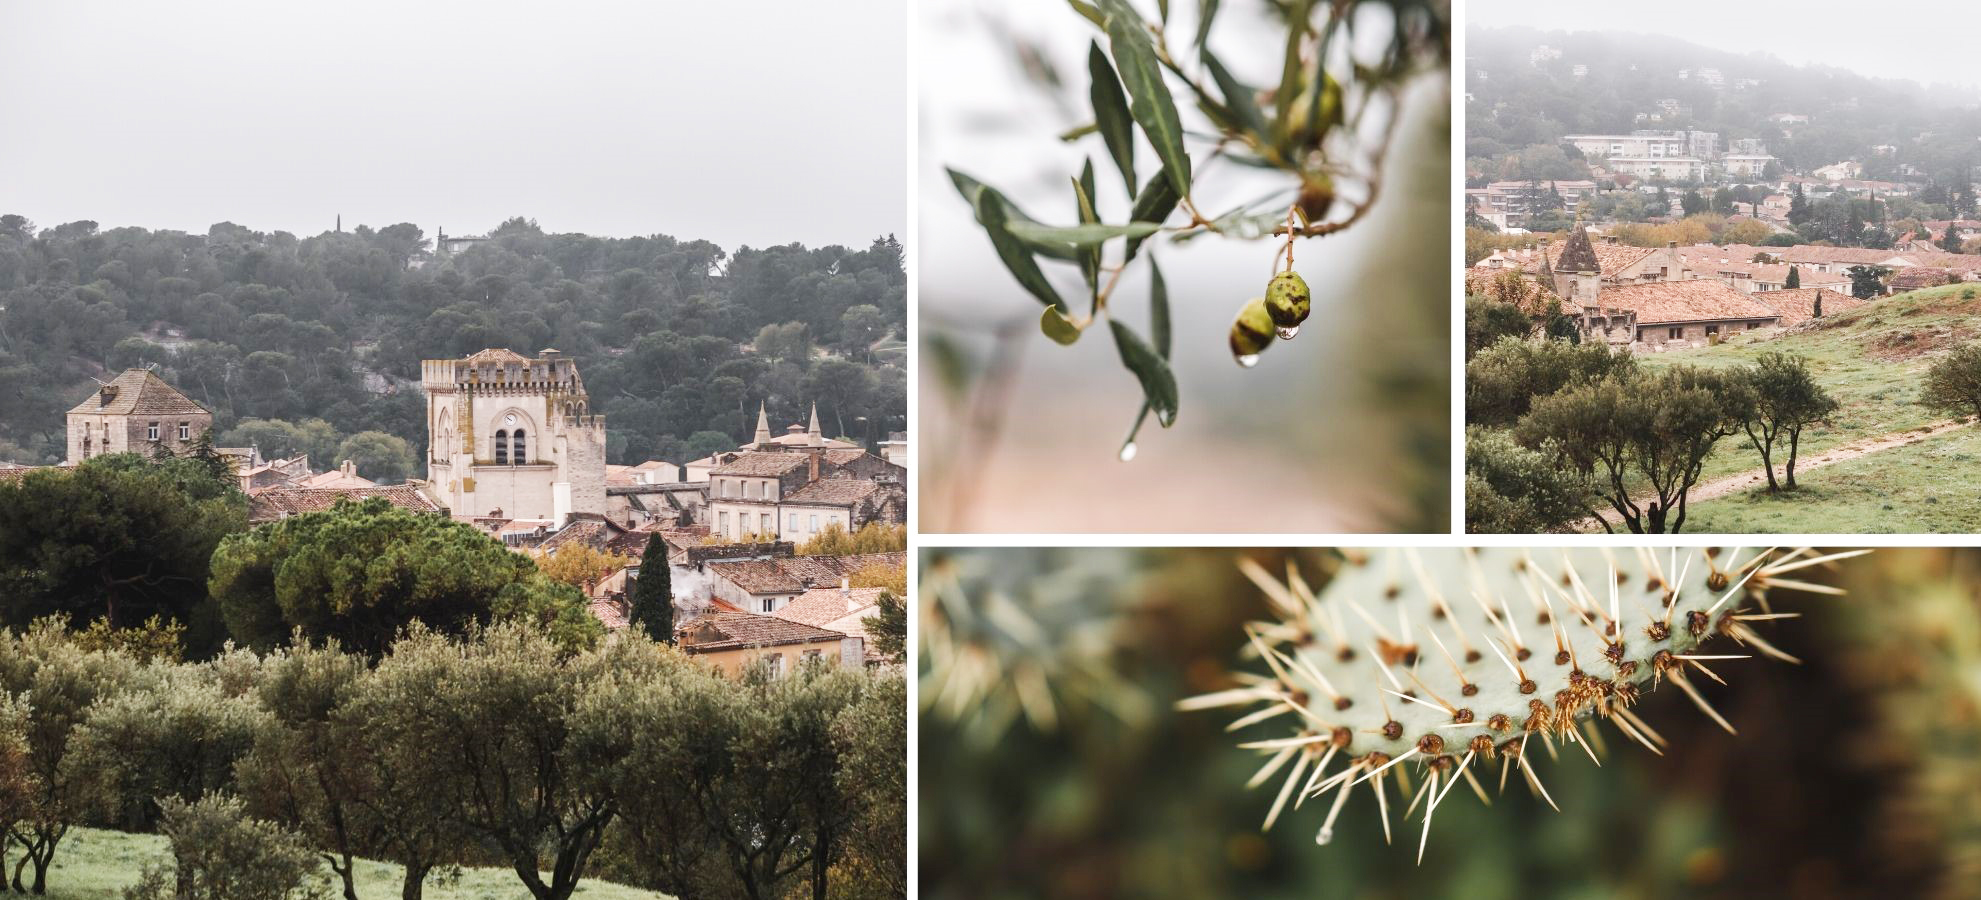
[1183,547,1868,860]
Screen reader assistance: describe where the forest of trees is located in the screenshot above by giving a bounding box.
[0,214,906,476]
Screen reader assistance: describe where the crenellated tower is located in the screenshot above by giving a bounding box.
[419,347,607,525]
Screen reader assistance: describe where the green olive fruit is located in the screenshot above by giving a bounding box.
[1265,271,1311,329]
[1230,297,1275,365]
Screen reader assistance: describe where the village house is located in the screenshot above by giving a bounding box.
[702,550,907,614]
[65,369,213,464]
[1574,279,1784,350]
[677,613,865,676]
[771,582,893,664]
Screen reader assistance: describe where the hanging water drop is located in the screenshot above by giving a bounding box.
[1118,442,1138,462]
[1236,354,1260,368]
[1276,325,1301,340]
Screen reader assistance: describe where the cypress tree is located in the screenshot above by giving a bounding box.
[628,535,674,644]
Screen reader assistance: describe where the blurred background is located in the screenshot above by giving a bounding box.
[916,0,1451,533]
[917,546,1981,899]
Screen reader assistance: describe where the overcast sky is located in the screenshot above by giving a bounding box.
[0,0,905,250]
[1477,0,1981,93]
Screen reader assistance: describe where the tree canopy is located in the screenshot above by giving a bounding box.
[207,497,598,655]
[0,218,905,469]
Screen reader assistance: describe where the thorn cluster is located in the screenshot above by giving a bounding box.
[1180,547,1867,861]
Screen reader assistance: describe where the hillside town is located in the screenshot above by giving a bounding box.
[1466,38,1981,352]
[28,347,908,670]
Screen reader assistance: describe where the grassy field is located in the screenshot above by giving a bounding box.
[25,825,669,899]
[1571,283,1981,532]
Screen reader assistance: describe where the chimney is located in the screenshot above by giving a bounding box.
[842,577,857,613]
[341,459,356,476]
[807,447,820,483]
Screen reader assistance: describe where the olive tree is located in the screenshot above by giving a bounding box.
[361,623,618,900]
[1739,352,1839,491]
[1516,367,1751,534]
[0,622,144,894]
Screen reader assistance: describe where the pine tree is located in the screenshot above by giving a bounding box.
[1944,222,1965,253]
[1786,265,1801,289]
[1788,183,1810,226]
[627,535,674,644]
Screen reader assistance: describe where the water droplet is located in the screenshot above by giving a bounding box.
[1236,354,1260,368]
[1276,325,1301,340]
[1118,442,1138,462]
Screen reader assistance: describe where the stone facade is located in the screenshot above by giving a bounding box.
[66,370,213,464]
[419,348,608,524]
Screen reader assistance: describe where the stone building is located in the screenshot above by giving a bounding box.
[419,348,608,525]
[66,369,213,464]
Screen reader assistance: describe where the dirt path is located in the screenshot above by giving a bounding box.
[1581,419,1969,530]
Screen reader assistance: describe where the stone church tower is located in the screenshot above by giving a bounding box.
[419,348,607,524]
[1551,224,1603,306]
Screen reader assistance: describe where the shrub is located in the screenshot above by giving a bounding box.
[1466,337,1636,427]
[1463,426,1589,533]
[1921,343,1981,420]
[123,794,329,900]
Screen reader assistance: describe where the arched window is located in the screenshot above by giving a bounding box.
[512,429,527,464]
[494,430,509,465]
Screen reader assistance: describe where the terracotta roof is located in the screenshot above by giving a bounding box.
[66,370,209,417]
[1555,227,1601,275]
[293,467,375,490]
[679,612,846,652]
[1754,288,1863,327]
[706,551,906,596]
[709,452,809,477]
[1588,280,1783,326]
[772,587,886,629]
[823,448,874,466]
[1588,241,1655,277]
[247,485,443,523]
[781,479,881,507]
[588,597,630,630]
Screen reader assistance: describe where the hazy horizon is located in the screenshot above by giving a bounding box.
[0,0,906,251]
[1471,1,1981,96]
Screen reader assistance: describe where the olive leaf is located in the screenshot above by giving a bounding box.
[1118,255,1172,455]
[948,168,1080,262]
[1087,42,1138,198]
[1074,161,1102,297]
[1194,0,1218,51]
[1123,165,1182,264]
[1202,51,1265,139]
[1040,306,1082,345]
[1067,0,1105,28]
[1109,319,1178,427]
[1005,221,1163,245]
[1273,0,1314,142]
[950,169,1068,312]
[1101,0,1191,198]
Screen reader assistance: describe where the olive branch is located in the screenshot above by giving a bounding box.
[948,0,1449,457]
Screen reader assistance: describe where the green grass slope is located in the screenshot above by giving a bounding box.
[28,826,669,899]
[1626,282,1981,531]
